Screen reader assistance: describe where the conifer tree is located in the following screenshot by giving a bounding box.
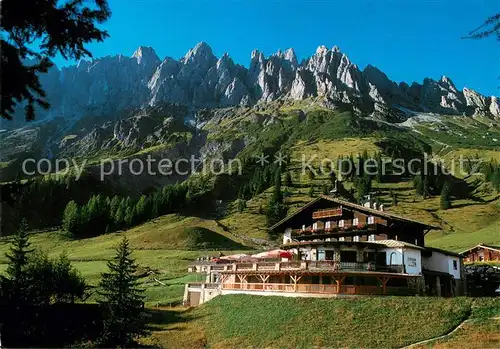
[109,196,121,221]
[440,181,452,210]
[124,205,135,227]
[62,200,80,235]
[2,219,33,305]
[266,169,287,227]
[354,174,372,203]
[135,195,148,223]
[114,198,127,228]
[284,171,293,187]
[98,237,146,347]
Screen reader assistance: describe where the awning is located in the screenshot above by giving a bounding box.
[251,249,294,259]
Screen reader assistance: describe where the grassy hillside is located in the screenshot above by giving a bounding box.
[0,215,254,305]
[143,295,500,349]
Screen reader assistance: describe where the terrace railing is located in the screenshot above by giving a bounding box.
[229,261,405,274]
[312,208,343,219]
[222,283,416,295]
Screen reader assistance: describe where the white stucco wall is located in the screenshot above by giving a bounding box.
[383,247,403,265]
[403,249,422,275]
[422,251,461,279]
[382,247,422,275]
[283,228,292,244]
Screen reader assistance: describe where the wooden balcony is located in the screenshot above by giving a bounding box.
[312,208,343,219]
[292,223,380,237]
[226,260,404,274]
[222,283,416,296]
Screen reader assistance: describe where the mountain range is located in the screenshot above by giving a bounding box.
[21,42,500,122]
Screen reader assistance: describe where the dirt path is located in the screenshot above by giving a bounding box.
[400,318,471,348]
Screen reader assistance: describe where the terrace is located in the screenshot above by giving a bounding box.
[218,260,405,274]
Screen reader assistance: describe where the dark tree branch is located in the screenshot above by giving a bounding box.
[462,13,500,41]
[1,0,111,121]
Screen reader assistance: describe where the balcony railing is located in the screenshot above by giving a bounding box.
[186,282,220,289]
[227,260,405,274]
[312,208,343,219]
[292,223,378,236]
[222,283,416,295]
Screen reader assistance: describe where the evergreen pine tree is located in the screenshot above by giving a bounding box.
[265,169,287,227]
[2,219,34,305]
[62,200,80,235]
[124,205,135,228]
[114,198,127,228]
[354,174,372,203]
[284,172,292,187]
[422,175,430,199]
[98,237,146,347]
[135,195,148,223]
[109,196,121,222]
[440,181,452,210]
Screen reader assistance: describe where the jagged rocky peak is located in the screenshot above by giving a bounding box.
[315,45,329,55]
[20,41,500,122]
[131,46,160,66]
[439,75,458,91]
[182,41,216,65]
[283,48,298,67]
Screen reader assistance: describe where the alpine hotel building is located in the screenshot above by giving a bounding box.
[185,196,464,305]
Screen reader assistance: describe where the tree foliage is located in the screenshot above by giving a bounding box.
[1,219,33,305]
[62,183,189,237]
[463,13,500,41]
[98,237,146,347]
[266,169,287,227]
[1,219,87,308]
[440,181,452,210]
[1,0,111,120]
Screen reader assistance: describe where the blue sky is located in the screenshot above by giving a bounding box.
[54,0,499,96]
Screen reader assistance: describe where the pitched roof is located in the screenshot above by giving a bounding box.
[425,246,462,258]
[366,239,425,250]
[460,244,500,255]
[269,195,440,231]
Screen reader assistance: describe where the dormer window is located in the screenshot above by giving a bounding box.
[368,216,375,224]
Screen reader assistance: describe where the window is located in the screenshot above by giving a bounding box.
[353,235,360,242]
[353,218,359,226]
[453,260,458,270]
[318,250,325,261]
[339,220,345,227]
[302,224,306,231]
[368,234,376,242]
[339,237,345,242]
[313,222,318,231]
[367,216,375,224]
[325,221,331,229]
